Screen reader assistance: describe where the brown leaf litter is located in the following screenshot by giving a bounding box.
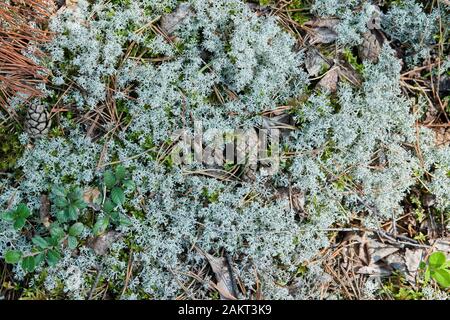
[340,232,449,287]
[195,246,238,300]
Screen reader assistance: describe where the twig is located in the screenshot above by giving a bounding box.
[87,264,103,300]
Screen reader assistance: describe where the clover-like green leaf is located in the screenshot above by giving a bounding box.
[54,197,69,208]
[34,252,45,266]
[429,252,446,269]
[111,187,125,205]
[119,214,132,227]
[67,205,78,221]
[123,179,136,192]
[16,204,30,219]
[47,250,62,267]
[104,170,116,189]
[50,224,65,241]
[13,217,26,230]
[115,165,127,182]
[22,256,36,273]
[103,199,115,213]
[31,236,49,249]
[51,186,66,198]
[93,217,109,235]
[432,268,450,288]
[56,210,67,223]
[68,236,78,250]
[4,250,22,264]
[1,211,15,222]
[69,222,84,237]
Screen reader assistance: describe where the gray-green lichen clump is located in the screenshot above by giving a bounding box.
[0,0,448,299]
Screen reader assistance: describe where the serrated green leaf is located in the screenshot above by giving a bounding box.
[104,170,116,189]
[73,199,87,209]
[432,269,450,288]
[429,252,446,269]
[13,217,26,230]
[68,236,78,250]
[103,199,115,213]
[56,210,67,223]
[4,250,22,264]
[48,236,59,247]
[47,250,62,267]
[51,186,66,197]
[34,252,45,266]
[111,187,125,205]
[119,214,132,226]
[16,204,30,219]
[110,211,120,223]
[31,236,49,249]
[50,225,65,241]
[123,179,136,192]
[69,222,84,237]
[21,256,36,273]
[115,165,126,182]
[93,217,109,235]
[68,188,83,201]
[1,211,15,222]
[54,197,69,208]
[67,205,78,221]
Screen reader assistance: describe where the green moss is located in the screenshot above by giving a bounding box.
[0,123,24,172]
[343,48,364,74]
[258,0,273,6]
[288,0,310,25]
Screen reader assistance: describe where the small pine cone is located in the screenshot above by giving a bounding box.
[25,105,51,138]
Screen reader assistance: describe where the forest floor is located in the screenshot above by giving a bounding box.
[0,0,449,300]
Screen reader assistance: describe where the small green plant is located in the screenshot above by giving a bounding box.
[380,272,423,300]
[410,195,426,223]
[93,165,135,235]
[3,221,85,272]
[287,0,310,25]
[258,0,273,6]
[1,203,31,230]
[50,186,87,222]
[2,191,87,273]
[0,124,23,172]
[342,48,364,74]
[420,252,450,288]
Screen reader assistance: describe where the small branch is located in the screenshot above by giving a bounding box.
[86,264,103,300]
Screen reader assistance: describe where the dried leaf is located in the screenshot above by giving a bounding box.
[405,249,424,274]
[39,194,51,228]
[432,238,450,254]
[88,231,121,255]
[358,264,393,276]
[305,18,340,29]
[305,18,339,45]
[317,67,340,93]
[305,47,330,77]
[309,28,338,44]
[83,187,101,203]
[366,239,400,265]
[359,32,382,63]
[338,64,362,87]
[384,252,406,271]
[196,246,237,300]
[160,3,193,35]
[434,128,450,148]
